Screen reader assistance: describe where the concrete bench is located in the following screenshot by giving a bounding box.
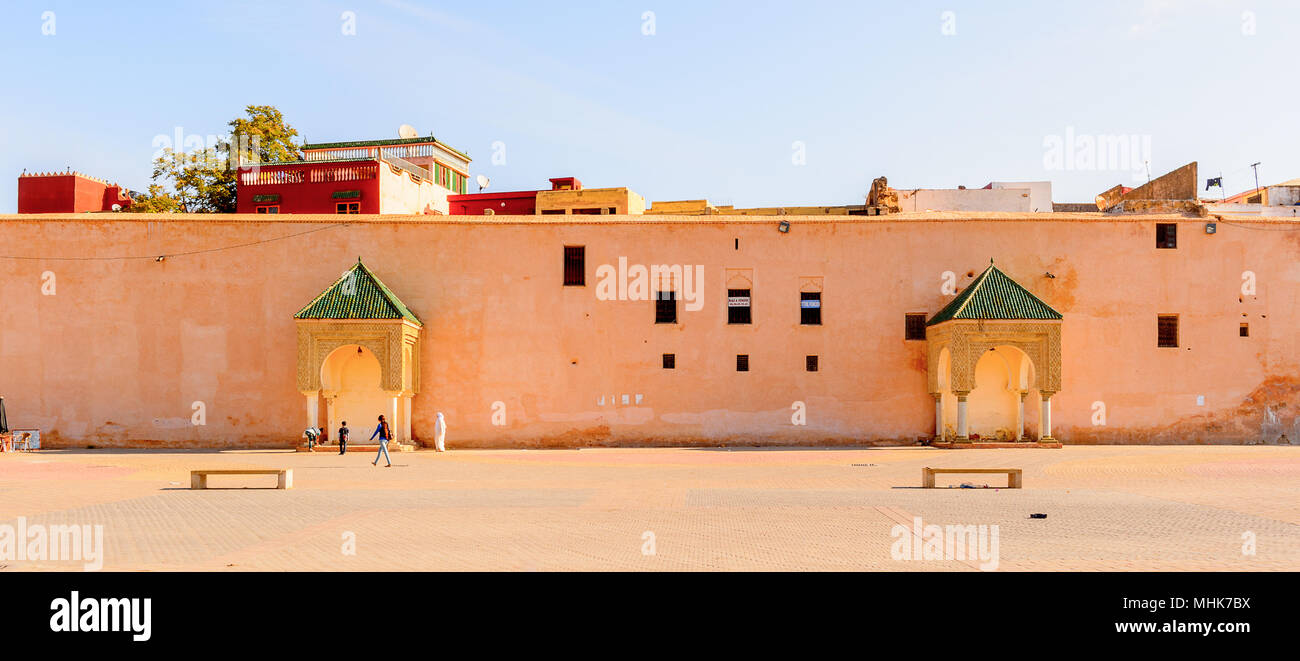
[923,467,1022,489]
[191,469,293,490]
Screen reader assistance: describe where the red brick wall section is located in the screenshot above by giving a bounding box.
[18,174,128,213]
[236,163,382,214]
[447,190,539,215]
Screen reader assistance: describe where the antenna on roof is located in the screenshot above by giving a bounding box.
[476,174,490,192]
[398,124,418,139]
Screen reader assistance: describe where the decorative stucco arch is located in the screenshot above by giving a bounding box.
[294,260,422,443]
[925,261,1063,442]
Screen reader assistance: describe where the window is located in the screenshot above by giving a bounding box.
[736,354,749,372]
[256,205,279,214]
[1156,223,1177,249]
[806,355,818,372]
[563,246,585,286]
[1240,323,1249,337]
[1158,315,1179,347]
[801,292,822,325]
[728,289,752,324]
[905,314,927,340]
[662,354,675,369]
[655,290,677,324]
[336,202,360,214]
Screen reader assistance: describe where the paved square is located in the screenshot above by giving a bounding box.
[0,446,1296,571]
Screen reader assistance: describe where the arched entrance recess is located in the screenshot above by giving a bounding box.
[926,261,1063,442]
[295,260,422,442]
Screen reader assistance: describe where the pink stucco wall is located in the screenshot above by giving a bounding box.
[1,212,1298,448]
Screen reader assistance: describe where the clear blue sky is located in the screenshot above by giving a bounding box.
[2,0,1297,213]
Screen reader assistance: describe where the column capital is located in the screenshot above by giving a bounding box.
[953,391,970,401]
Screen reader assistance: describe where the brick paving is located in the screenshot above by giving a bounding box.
[0,446,1296,571]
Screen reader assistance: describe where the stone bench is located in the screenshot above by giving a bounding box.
[922,467,1022,489]
[191,469,293,490]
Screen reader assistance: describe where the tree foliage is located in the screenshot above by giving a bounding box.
[132,105,301,213]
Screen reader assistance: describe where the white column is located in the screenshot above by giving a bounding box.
[933,393,944,441]
[1040,392,1054,441]
[956,392,969,441]
[1016,392,1026,441]
[402,394,413,442]
[304,392,319,429]
[390,395,402,442]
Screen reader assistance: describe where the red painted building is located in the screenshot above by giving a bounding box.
[17,171,132,213]
[236,136,472,215]
[447,177,583,215]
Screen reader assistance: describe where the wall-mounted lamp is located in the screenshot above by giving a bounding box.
[1205,222,1217,234]
[778,220,790,233]
[1045,272,1056,279]
[155,256,166,263]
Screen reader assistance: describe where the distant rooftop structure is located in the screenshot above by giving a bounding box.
[898,181,1053,213]
[16,170,132,214]
[449,177,646,216]
[1096,162,1202,214]
[237,128,474,214]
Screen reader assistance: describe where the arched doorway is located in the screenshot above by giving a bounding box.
[967,346,1035,440]
[321,345,391,440]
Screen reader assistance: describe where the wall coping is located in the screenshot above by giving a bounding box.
[4,211,1299,227]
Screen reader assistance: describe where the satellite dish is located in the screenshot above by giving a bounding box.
[111,204,122,211]
[398,124,418,139]
[475,174,490,191]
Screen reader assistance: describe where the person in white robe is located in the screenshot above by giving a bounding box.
[434,412,447,452]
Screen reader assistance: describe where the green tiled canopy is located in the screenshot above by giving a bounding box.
[294,260,422,324]
[928,261,1062,326]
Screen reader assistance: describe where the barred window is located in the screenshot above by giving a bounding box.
[563,246,585,286]
[806,355,819,372]
[662,353,675,369]
[1158,315,1179,348]
[800,292,821,325]
[728,289,752,324]
[655,290,677,324]
[736,354,749,372]
[1156,223,1177,249]
[905,314,927,340]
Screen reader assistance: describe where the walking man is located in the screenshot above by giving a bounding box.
[338,420,350,455]
[370,414,393,467]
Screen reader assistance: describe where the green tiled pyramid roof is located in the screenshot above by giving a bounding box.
[294,260,421,324]
[928,261,1062,326]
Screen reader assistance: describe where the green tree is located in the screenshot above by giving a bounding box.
[126,184,182,213]
[133,105,301,213]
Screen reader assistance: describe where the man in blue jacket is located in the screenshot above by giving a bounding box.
[370,415,393,467]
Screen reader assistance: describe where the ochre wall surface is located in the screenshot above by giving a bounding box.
[2,212,1298,448]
